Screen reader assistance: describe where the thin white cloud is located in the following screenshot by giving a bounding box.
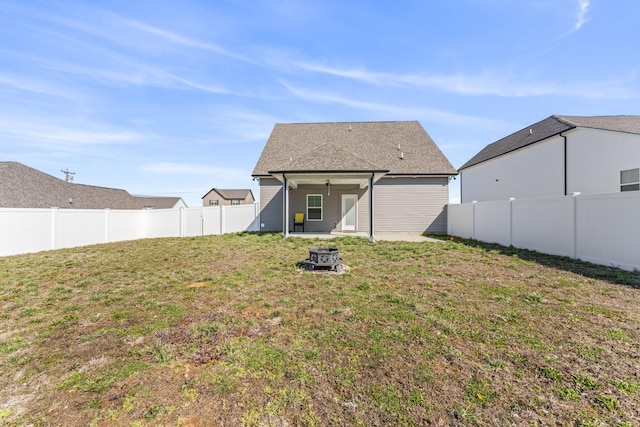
[0,73,75,98]
[283,59,637,100]
[0,116,144,150]
[575,0,590,30]
[121,19,248,62]
[279,81,504,128]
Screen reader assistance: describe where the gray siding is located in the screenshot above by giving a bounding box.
[258,178,283,231]
[259,177,449,233]
[374,177,449,233]
[289,185,368,233]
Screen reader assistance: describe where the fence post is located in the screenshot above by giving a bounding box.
[472,201,477,240]
[201,207,205,236]
[105,209,110,243]
[179,207,184,237]
[220,205,225,235]
[50,207,58,250]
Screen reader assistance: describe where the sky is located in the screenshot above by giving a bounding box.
[1,0,638,207]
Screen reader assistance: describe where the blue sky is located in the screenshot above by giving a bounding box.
[1,0,638,207]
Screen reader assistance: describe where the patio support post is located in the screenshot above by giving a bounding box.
[368,174,375,242]
[282,175,289,239]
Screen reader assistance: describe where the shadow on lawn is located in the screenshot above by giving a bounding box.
[427,234,640,289]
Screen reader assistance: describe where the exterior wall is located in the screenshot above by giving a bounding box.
[259,176,450,233]
[461,136,565,202]
[374,177,449,233]
[289,184,368,233]
[566,128,640,195]
[258,178,283,231]
[461,129,640,202]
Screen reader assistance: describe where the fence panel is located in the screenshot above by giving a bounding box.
[108,210,146,242]
[474,200,511,246]
[0,203,259,257]
[511,196,574,257]
[55,209,109,249]
[203,206,222,235]
[575,192,640,271]
[0,209,53,256]
[184,208,204,237]
[448,192,640,271]
[144,209,182,238]
[447,203,474,238]
[224,204,259,233]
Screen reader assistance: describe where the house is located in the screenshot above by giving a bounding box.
[0,162,186,209]
[251,121,457,240]
[458,115,640,203]
[202,188,255,207]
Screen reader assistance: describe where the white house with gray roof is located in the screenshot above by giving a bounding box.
[458,115,640,203]
[251,121,457,241]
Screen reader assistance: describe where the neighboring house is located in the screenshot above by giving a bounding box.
[251,121,457,240]
[202,188,255,207]
[0,162,186,209]
[458,115,640,203]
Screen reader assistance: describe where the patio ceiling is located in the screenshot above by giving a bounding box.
[269,172,388,189]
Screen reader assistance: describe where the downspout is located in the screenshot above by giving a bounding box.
[561,132,567,195]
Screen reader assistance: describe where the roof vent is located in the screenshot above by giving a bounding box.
[529,128,533,135]
[399,151,404,160]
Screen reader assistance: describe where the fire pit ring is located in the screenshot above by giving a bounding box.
[302,247,344,273]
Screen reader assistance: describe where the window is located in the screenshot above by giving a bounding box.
[621,168,639,192]
[209,199,219,206]
[231,199,240,205]
[307,194,323,221]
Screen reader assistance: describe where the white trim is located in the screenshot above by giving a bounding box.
[306,194,323,221]
[341,194,357,231]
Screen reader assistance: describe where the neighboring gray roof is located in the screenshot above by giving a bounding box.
[0,162,182,209]
[460,115,640,170]
[204,188,254,200]
[252,121,457,176]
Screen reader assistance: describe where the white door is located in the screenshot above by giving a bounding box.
[341,194,357,232]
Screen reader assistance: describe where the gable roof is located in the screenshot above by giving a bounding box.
[0,162,182,209]
[203,188,254,200]
[252,121,457,176]
[460,115,640,170]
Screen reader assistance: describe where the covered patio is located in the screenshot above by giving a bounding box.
[268,171,387,242]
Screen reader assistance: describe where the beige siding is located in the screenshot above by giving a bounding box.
[374,177,449,233]
[258,178,283,231]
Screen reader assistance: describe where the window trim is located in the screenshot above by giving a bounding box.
[231,199,241,206]
[209,199,219,206]
[620,168,639,192]
[306,194,323,221]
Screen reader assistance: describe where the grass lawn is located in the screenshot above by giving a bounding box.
[1,232,639,426]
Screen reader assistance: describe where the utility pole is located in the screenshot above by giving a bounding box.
[61,168,75,183]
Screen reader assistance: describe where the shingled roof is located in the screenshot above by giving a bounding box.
[460,115,640,170]
[252,121,457,176]
[203,188,254,200]
[0,162,182,209]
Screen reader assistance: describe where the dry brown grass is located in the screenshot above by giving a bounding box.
[0,232,639,426]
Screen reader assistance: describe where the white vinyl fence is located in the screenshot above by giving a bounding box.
[448,192,640,271]
[0,204,260,257]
